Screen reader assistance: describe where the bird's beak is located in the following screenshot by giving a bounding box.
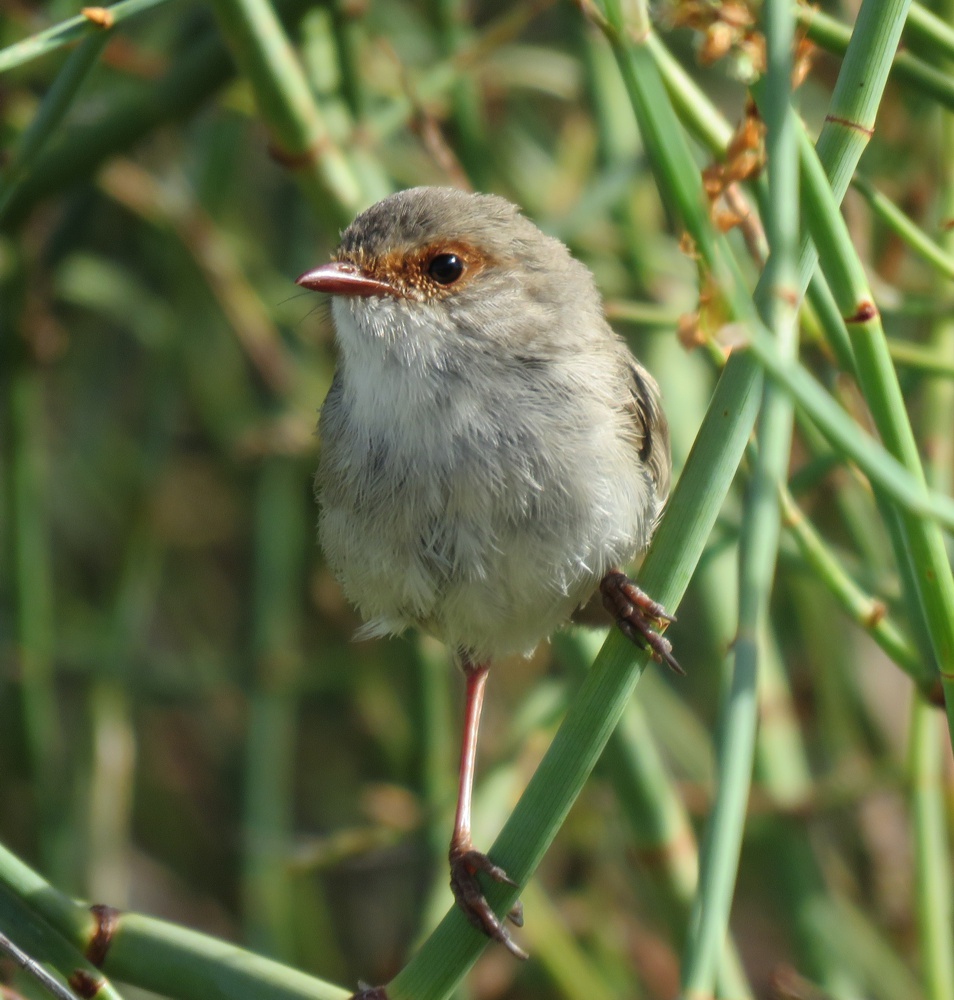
[295,261,396,298]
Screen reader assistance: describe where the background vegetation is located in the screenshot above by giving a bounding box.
[1,0,953,998]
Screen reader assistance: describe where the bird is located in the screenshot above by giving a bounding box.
[296,186,677,964]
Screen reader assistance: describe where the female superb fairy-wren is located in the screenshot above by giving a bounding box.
[297,187,678,969]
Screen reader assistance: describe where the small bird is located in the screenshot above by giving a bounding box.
[297,187,677,962]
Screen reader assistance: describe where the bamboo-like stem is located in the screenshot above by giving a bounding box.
[643,32,731,155]
[909,28,954,993]
[811,0,914,240]
[594,1,757,326]
[798,5,954,111]
[0,842,350,1000]
[909,698,954,1000]
[806,270,857,374]
[0,886,126,1000]
[648,7,954,535]
[745,327,954,529]
[557,631,753,999]
[642,2,927,994]
[681,0,799,990]
[795,120,954,744]
[649,1,954,540]
[0,927,84,1000]
[0,0,166,73]
[208,0,364,224]
[787,420,890,580]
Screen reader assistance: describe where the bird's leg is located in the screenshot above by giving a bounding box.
[448,659,528,960]
[600,570,684,675]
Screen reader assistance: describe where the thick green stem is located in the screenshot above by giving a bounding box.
[0,842,350,1000]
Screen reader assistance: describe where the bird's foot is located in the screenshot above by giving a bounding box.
[449,846,528,960]
[600,571,683,675]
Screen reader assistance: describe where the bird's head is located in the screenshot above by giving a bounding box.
[296,187,601,367]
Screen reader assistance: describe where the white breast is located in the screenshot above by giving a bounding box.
[317,298,658,662]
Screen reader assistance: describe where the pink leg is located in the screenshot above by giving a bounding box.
[447,660,527,960]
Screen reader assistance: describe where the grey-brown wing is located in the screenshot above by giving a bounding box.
[627,361,671,504]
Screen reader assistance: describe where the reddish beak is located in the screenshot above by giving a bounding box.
[295,261,396,298]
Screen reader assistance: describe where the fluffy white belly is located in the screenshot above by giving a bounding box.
[317,303,656,662]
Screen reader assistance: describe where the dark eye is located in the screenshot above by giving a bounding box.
[427,253,465,285]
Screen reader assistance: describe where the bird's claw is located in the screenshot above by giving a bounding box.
[601,571,684,675]
[449,847,528,959]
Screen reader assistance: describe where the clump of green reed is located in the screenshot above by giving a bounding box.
[1,1,952,998]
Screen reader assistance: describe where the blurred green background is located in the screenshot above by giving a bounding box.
[1,1,953,998]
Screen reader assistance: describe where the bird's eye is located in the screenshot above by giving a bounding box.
[427,253,465,285]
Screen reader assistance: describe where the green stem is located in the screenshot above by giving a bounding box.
[519,879,622,1000]
[779,487,935,698]
[752,636,864,995]
[681,0,799,992]
[907,1,954,61]
[0,0,167,73]
[243,458,306,960]
[888,340,954,380]
[387,302,766,1000]
[0,926,84,1000]
[0,32,110,223]
[0,0,320,233]
[0,28,232,232]
[910,23,954,992]
[745,328,954,530]
[909,698,954,1000]
[7,354,64,877]
[852,175,954,281]
[0,886,126,1000]
[558,631,753,999]
[208,0,364,223]
[0,841,350,1000]
[796,119,954,745]
[799,5,954,111]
